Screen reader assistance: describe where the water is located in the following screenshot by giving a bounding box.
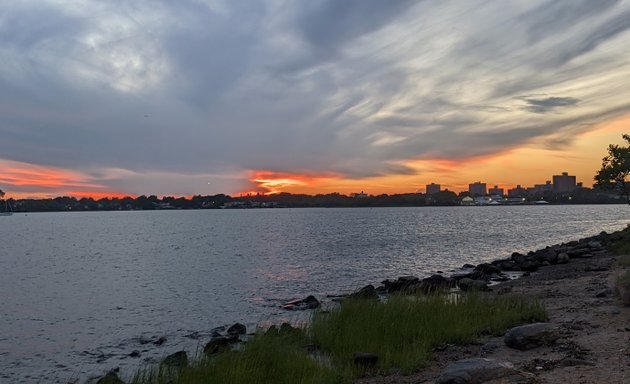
[0,205,628,382]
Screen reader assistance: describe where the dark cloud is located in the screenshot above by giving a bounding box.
[1,0,630,195]
[519,96,581,114]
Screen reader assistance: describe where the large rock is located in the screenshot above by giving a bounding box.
[96,372,125,384]
[163,351,188,368]
[351,284,378,299]
[381,276,420,293]
[458,278,488,292]
[436,358,516,384]
[504,323,560,350]
[204,335,237,355]
[418,274,455,293]
[227,323,247,336]
[282,295,320,310]
[556,252,570,264]
[473,263,501,275]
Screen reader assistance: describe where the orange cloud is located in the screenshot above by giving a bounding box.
[240,170,338,195]
[0,159,126,199]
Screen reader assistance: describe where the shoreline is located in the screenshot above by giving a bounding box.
[91,226,630,384]
[358,227,630,383]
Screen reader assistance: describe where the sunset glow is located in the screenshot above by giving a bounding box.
[1,1,629,198]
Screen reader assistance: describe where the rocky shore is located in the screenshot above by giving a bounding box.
[92,228,630,384]
[358,228,630,384]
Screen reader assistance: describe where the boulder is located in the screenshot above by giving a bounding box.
[436,358,516,384]
[153,336,167,346]
[418,274,455,293]
[282,295,320,310]
[381,276,420,293]
[96,372,125,384]
[204,335,237,355]
[128,350,141,358]
[458,278,488,292]
[556,252,570,264]
[227,323,247,336]
[517,261,540,272]
[504,323,560,350]
[163,351,188,368]
[353,352,378,367]
[473,263,501,275]
[351,284,378,299]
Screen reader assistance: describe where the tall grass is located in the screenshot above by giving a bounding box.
[131,294,546,384]
[311,294,546,373]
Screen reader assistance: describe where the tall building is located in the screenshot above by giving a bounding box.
[426,183,441,195]
[552,172,576,193]
[469,181,487,196]
[488,185,504,196]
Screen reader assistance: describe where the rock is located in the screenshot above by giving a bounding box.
[495,260,518,271]
[282,295,320,310]
[227,323,247,336]
[153,336,167,346]
[353,352,378,367]
[462,263,476,269]
[163,351,188,368]
[458,278,488,292]
[381,276,420,293]
[436,358,516,384]
[588,241,602,249]
[518,261,540,272]
[504,323,560,350]
[556,252,570,264]
[279,322,300,334]
[128,350,141,358]
[96,372,125,384]
[510,252,528,264]
[595,288,611,298]
[418,274,455,293]
[204,335,237,355]
[351,284,378,299]
[474,263,501,275]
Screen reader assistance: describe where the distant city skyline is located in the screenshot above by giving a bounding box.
[1,1,629,199]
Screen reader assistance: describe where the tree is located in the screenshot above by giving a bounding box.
[0,189,4,199]
[594,134,630,204]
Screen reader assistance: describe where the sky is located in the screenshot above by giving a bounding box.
[1,0,629,198]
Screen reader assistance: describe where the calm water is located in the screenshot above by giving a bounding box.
[0,206,628,382]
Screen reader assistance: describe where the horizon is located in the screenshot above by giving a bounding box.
[1,1,630,198]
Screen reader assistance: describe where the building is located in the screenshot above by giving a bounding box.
[552,172,576,193]
[426,183,441,195]
[508,184,527,197]
[469,181,487,196]
[488,185,504,196]
[534,181,553,193]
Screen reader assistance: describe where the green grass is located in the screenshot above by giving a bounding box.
[131,294,546,384]
[310,294,546,374]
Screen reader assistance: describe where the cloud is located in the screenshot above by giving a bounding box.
[519,96,581,113]
[1,0,630,195]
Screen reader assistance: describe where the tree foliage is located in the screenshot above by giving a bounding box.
[0,189,5,199]
[595,134,630,204]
